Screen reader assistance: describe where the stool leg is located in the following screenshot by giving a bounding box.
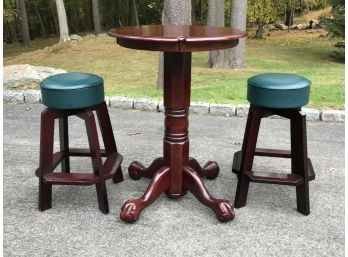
[96,102,124,184]
[39,109,55,211]
[234,106,263,208]
[83,111,109,214]
[59,116,70,173]
[291,111,310,215]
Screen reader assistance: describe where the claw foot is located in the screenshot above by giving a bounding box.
[203,161,219,180]
[214,200,235,222]
[120,199,144,223]
[128,161,145,180]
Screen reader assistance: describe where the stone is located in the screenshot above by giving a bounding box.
[134,98,158,111]
[110,96,134,109]
[190,102,209,115]
[4,90,24,104]
[210,104,236,117]
[236,104,249,117]
[302,108,320,121]
[321,110,345,122]
[263,24,276,30]
[275,23,288,30]
[24,90,41,103]
[158,101,164,112]
[289,24,297,30]
[104,96,110,106]
[3,64,66,90]
[296,23,310,30]
[309,19,319,29]
[70,34,83,41]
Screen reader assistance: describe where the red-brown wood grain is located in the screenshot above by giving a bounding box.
[110,25,245,222]
[108,25,246,52]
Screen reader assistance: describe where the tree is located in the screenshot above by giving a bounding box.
[156,0,192,89]
[16,0,30,46]
[228,0,247,68]
[192,0,208,25]
[321,0,345,62]
[104,0,122,30]
[248,0,277,39]
[55,0,70,42]
[128,0,139,26]
[92,0,101,34]
[207,0,226,68]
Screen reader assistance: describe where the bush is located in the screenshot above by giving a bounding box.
[320,1,345,62]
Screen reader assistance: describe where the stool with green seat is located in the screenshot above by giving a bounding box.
[37,72,123,214]
[232,73,315,215]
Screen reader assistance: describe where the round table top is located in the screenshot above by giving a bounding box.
[108,25,246,52]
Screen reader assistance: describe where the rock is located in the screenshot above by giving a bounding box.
[263,24,276,30]
[296,23,309,30]
[190,102,209,115]
[158,101,164,112]
[110,96,134,110]
[3,90,24,104]
[275,23,288,30]
[321,110,345,122]
[302,108,320,121]
[236,104,249,117]
[70,34,83,41]
[134,98,158,112]
[309,19,319,29]
[24,90,41,103]
[289,24,297,30]
[210,104,236,117]
[3,64,66,90]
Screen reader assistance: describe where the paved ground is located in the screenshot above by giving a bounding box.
[3,104,345,257]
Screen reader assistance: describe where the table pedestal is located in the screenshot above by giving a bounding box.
[120,52,235,222]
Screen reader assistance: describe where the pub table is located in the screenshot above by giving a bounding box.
[108,25,246,222]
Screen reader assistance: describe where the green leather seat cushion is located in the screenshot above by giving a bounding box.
[41,72,104,109]
[247,73,311,109]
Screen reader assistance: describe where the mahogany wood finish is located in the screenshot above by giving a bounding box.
[233,105,315,215]
[37,101,123,214]
[109,25,246,222]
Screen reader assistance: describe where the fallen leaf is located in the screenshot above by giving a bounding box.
[127,132,141,136]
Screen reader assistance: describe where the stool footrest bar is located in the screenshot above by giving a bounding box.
[43,173,99,185]
[244,171,303,186]
[254,148,291,158]
[69,148,107,157]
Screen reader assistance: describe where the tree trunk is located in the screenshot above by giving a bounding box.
[4,1,14,43]
[55,0,70,42]
[157,0,192,90]
[128,0,139,26]
[92,0,101,34]
[50,1,59,36]
[16,0,30,46]
[84,0,92,32]
[208,0,225,68]
[33,2,47,38]
[227,0,247,69]
[104,0,115,30]
[285,7,294,26]
[254,18,263,39]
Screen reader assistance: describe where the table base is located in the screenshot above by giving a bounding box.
[120,158,235,223]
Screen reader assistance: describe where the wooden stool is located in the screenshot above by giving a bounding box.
[233,73,315,215]
[37,72,123,214]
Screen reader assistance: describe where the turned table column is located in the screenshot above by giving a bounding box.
[163,52,191,196]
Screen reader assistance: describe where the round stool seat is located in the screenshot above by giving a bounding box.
[247,73,311,109]
[41,72,104,109]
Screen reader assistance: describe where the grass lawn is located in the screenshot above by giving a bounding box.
[4,29,344,109]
